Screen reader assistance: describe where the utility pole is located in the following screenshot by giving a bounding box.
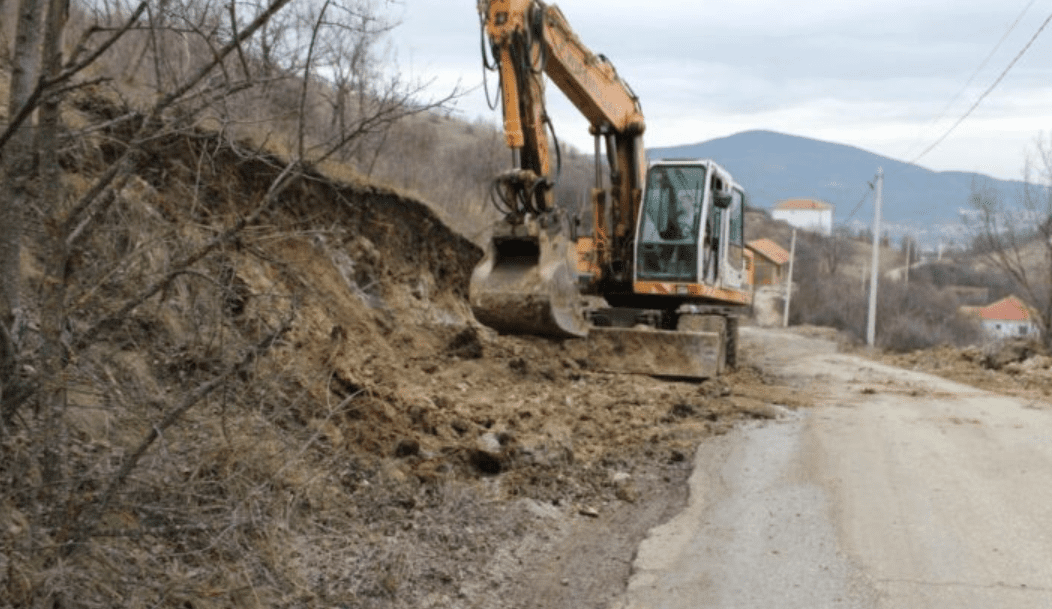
[904,238,911,284]
[783,228,796,327]
[866,168,884,347]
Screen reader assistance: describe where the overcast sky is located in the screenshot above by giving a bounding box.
[387,0,1052,182]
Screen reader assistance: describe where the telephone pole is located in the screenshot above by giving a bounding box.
[904,238,911,284]
[866,168,884,347]
[783,229,797,327]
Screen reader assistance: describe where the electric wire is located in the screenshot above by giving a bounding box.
[843,175,878,225]
[901,0,1038,160]
[910,9,1052,164]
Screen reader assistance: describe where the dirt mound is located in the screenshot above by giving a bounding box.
[980,338,1048,370]
[882,340,1052,400]
[3,93,801,608]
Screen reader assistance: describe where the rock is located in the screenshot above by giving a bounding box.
[447,327,483,359]
[615,483,639,503]
[610,471,638,502]
[468,448,502,475]
[477,432,502,454]
[394,438,420,458]
[744,402,792,420]
[520,498,562,520]
[578,506,599,518]
[984,339,1041,370]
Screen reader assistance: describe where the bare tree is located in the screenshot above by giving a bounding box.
[1,0,471,602]
[817,225,851,276]
[1,0,45,347]
[968,135,1052,348]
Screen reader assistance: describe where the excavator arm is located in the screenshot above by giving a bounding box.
[481,0,646,283]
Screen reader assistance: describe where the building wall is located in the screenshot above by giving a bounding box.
[771,209,832,236]
[982,319,1039,339]
[753,259,782,286]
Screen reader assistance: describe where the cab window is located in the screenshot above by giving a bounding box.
[636,165,706,282]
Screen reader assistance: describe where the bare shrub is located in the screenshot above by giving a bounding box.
[791,258,981,352]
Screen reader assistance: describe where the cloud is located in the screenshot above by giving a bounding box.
[389,0,1052,181]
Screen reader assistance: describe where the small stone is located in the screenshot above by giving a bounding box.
[477,432,502,453]
[394,438,420,458]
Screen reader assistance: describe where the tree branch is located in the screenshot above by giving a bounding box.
[61,314,293,557]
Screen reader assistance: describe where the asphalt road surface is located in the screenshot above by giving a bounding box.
[613,327,1052,609]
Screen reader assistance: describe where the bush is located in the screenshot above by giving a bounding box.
[790,274,981,352]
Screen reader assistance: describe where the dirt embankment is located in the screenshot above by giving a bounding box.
[879,339,1052,402]
[3,97,804,609]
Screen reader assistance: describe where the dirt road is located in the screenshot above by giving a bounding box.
[615,326,1052,608]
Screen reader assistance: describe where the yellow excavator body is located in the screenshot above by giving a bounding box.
[472,1,751,378]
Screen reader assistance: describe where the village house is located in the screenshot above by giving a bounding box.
[962,295,1041,340]
[771,198,834,236]
[746,238,790,286]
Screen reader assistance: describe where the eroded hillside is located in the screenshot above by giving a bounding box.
[2,89,802,609]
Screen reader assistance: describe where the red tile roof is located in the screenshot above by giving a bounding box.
[773,198,833,211]
[747,238,790,265]
[979,295,1034,322]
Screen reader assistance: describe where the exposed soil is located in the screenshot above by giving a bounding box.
[877,339,1052,405]
[25,88,1050,608]
[1,108,806,609]
[19,89,1045,607]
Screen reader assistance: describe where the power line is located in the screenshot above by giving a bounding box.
[901,0,1038,159]
[910,9,1052,165]
[844,176,877,224]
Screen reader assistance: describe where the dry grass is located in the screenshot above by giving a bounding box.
[0,72,496,604]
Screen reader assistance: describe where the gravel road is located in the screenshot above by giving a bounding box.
[613,326,1052,608]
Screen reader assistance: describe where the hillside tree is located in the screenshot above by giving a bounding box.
[968,135,1052,348]
[0,0,462,604]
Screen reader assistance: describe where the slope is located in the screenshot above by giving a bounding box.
[2,87,801,609]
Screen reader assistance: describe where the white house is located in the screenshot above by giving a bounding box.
[771,199,834,236]
[973,295,1041,339]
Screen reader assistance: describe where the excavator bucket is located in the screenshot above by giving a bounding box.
[470,222,589,338]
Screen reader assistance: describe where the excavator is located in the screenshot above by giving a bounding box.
[471,0,752,378]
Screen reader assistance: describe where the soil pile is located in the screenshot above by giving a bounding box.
[2,93,801,609]
[881,339,1052,400]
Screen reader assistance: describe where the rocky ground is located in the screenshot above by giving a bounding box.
[878,338,1052,403]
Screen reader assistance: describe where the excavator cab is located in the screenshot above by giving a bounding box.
[636,163,706,283]
[634,160,747,291]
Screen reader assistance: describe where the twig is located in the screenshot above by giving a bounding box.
[61,315,293,557]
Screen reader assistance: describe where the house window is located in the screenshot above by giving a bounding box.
[1020,325,1028,336]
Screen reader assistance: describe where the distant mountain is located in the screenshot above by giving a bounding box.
[648,130,1027,249]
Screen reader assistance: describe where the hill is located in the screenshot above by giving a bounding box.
[650,130,1029,249]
